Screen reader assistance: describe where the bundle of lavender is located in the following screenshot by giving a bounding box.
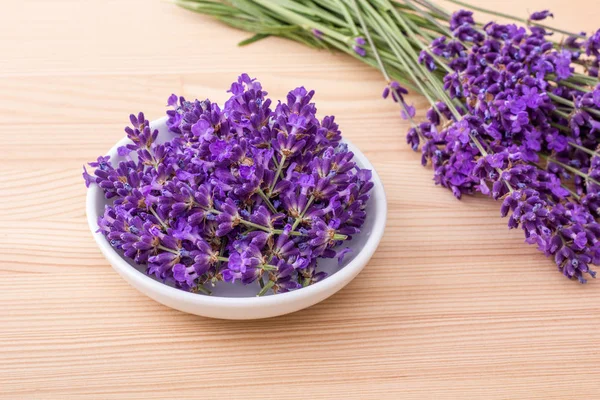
[177,0,600,282]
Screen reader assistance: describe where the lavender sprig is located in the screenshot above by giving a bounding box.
[176,0,600,283]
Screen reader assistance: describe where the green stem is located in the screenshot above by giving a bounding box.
[253,0,349,42]
[195,285,212,295]
[550,121,570,133]
[565,187,581,201]
[217,255,278,271]
[348,0,428,100]
[319,35,419,92]
[150,206,168,230]
[385,2,454,74]
[259,264,278,271]
[543,155,600,186]
[403,0,452,37]
[239,219,273,233]
[216,237,228,272]
[257,280,275,296]
[359,0,447,115]
[349,0,390,81]
[413,0,450,19]
[257,187,278,213]
[553,109,571,120]
[547,92,600,119]
[348,0,444,125]
[207,208,348,240]
[568,141,600,159]
[158,245,179,255]
[291,195,315,230]
[365,2,461,117]
[281,228,347,240]
[334,0,359,36]
[269,154,286,194]
[551,77,592,93]
[547,91,574,107]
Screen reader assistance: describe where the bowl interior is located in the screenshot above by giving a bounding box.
[88,117,385,298]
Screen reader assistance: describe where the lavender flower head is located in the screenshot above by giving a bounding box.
[353,36,367,57]
[529,10,553,21]
[406,9,600,283]
[84,74,372,295]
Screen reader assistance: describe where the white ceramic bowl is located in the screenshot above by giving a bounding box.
[86,117,387,319]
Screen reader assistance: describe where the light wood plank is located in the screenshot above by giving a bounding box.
[2,0,600,399]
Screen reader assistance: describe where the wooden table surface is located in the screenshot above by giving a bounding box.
[2,1,600,398]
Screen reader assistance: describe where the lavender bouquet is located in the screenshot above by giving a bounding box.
[179,0,600,283]
[83,75,373,295]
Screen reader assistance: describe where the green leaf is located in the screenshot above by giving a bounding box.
[238,33,271,46]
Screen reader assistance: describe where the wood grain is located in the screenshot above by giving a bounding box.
[2,0,600,398]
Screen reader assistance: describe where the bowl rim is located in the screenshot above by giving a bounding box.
[86,116,387,308]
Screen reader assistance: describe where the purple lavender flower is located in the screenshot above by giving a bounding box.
[450,10,474,30]
[521,86,542,109]
[353,45,366,57]
[501,189,597,283]
[553,50,574,79]
[406,10,600,282]
[166,94,178,107]
[418,50,436,71]
[585,29,600,57]
[353,37,367,57]
[529,10,553,21]
[355,37,366,46]
[400,104,416,120]
[593,86,600,108]
[84,74,373,295]
[82,166,95,188]
[271,261,302,293]
[382,81,408,102]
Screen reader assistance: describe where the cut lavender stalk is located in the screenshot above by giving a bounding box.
[177,1,600,283]
[405,10,600,283]
[84,75,372,295]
